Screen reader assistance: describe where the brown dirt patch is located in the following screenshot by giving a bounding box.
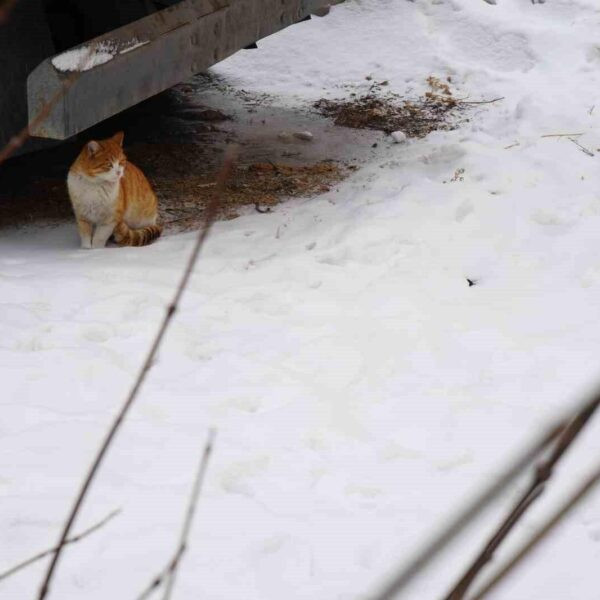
[154,157,345,231]
[0,80,350,232]
[0,143,345,231]
[314,77,466,138]
[0,175,73,228]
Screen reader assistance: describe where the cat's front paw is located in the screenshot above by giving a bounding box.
[81,240,92,249]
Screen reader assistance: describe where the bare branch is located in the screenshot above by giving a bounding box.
[368,420,564,600]
[136,552,181,600]
[469,465,600,600]
[540,133,584,138]
[459,97,504,105]
[443,393,600,600]
[134,430,216,600]
[0,509,120,584]
[162,430,216,600]
[36,147,238,600]
[568,137,595,157]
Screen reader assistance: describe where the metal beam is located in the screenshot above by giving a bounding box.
[27,0,335,140]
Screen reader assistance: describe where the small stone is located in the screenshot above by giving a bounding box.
[277,132,294,142]
[391,130,407,144]
[293,131,314,141]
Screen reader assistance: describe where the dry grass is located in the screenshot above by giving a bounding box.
[156,159,343,230]
[314,76,465,138]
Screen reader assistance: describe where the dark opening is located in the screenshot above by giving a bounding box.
[41,0,162,51]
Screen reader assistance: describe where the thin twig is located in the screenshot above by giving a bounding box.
[162,430,215,600]
[166,216,193,226]
[267,160,281,174]
[136,552,182,600]
[540,133,584,138]
[568,137,594,157]
[443,392,600,600]
[367,420,565,600]
[459,97,504,105]
[36,147,238,600]
[468,465,600,600]
[135,430,216,600]
[0,509,120,583]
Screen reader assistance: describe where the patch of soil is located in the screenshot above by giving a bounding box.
[0,142,344,232]
[0,177,72,228]
[0,81,348,232]
[314,76,465,138]
[149,154,344,231]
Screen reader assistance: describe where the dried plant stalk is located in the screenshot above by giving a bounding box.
[135,430,216,600]
[0,509,120,583]
[369,421,564,600]
[469,465,600,600]
[443,393,600,600]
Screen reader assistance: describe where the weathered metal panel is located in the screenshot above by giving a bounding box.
[27,0,335,140]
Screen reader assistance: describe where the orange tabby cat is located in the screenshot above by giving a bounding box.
[67,132,161,249]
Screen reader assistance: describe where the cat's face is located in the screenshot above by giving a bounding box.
[78,132,126,183]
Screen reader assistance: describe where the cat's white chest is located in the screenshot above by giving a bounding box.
[67,171,119,224]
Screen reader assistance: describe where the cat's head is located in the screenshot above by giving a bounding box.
[76,132,126,182]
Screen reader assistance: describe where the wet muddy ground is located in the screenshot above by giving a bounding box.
[0,73,381,232]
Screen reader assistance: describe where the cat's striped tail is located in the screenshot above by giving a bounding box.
[114,221,162,247]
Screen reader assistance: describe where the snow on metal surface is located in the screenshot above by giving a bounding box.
[51,39,149,72]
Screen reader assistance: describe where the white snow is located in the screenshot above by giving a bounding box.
[293,130,314,141]
[391,130,407,144]
[52,42,117,72]
[52,38,149,72]
[4,1,600,599]
[119,39,150,55]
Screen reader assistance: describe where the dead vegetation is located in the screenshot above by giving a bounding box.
[149,155,344,231]
[314,76,465,138]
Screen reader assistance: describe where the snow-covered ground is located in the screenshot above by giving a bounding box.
[3,1,600,598]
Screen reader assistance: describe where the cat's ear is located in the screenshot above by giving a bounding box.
[87,140,100,156]
[112,131,124,146]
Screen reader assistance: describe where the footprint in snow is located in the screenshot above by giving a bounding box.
[531,208,578,230]
[219,456,270,496]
